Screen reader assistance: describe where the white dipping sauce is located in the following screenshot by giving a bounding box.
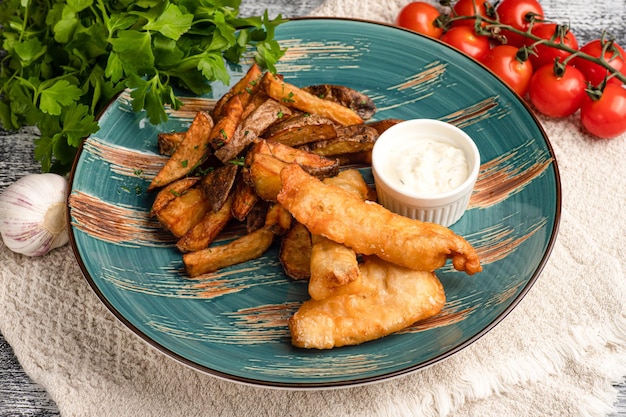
[384,137,469,194]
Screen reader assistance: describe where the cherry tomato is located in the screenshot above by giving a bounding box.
[527,23,579,70]
[572,39,626,87]
[496,0,544,47]
[451,0,491,29]
[528,64,587,117]
[482,45,534,96]
[442,26,492,61]
[580,84,626,139]
[396,2,444,39]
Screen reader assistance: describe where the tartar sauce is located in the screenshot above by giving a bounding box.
[384,137,469,194]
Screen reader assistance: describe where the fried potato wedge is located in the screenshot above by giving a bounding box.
[261,72,363,126]
[279,222,312,280]
[367,118,403,134]
[245,140,340,201]
[176,193,233,253]
[245,152,286,202]
[148,111,214,190]
[183,227,275,277]
[150,177,200,216]
[302,84,376,120]
[245,200,269,233]
[277,164,483,275]
[263,114,337,147]
[157,131,185,156]
[298,124,379,157]
[201,163,239,213]
[336,151,372,166]
[212,62,263,119]
[214,98,292,163]
[230,177,259,221]
[209,95,244,151]
[154,186,211,238]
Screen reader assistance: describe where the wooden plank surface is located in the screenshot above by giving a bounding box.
[1,0,625,415]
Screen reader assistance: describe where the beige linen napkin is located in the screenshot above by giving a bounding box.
[1,1,625,416]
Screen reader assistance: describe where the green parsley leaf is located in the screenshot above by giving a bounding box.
[39,80,83,116]
[0,0,288,174]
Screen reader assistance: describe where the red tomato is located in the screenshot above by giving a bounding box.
[580,84,626,139]
[496,0,544,47]
[396,2,444,38]
[451,0,491,28]
[482,45,534,96]
[572,39,626,87]
[527,23,579,70]
[528,64,587,117]
[442,26,492,61]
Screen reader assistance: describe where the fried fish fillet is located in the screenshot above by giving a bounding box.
[289,255,445,349]
[307,169,372,300]
[308,234,361,300]
[277,164,482,275]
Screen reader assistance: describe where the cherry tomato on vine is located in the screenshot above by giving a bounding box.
[396,2,444,38]
[528,64,587,118]
[580,84,626,139]
[527,23,579,70]
[482,45,534,96]
[451,0,491,29]
[496,0,544,47]
[571,39,626,87]
[442,26,492,61]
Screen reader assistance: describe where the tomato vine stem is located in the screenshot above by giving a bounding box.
[440,12,626,85]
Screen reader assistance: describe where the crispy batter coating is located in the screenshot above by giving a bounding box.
[277,164,482,275]
[289,255,445,349]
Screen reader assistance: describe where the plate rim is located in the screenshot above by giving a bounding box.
[66,16,562,390]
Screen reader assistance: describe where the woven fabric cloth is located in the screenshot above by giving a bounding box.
[1,1,625,416]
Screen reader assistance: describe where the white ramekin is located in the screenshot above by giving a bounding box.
[371,119,480,227]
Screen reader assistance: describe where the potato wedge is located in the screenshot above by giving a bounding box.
[336,151,372,166]
[209,95,244,151]
[246,200,269,233]
[261,72,363,126]
[157,131,185,156]
[183,227,274,277]
[367,118,403,134]
[150,177,200,216]
[263,114,337,147]
[298,124,379,157]
[154,186,211,238]
[245,140,340,201]
[230,177,259,221]
[302,84,376,120]
[200,163,239,213]
[214,98,292,163]
[246,152,286,202]
[148,111,214,190]
[176,193,233,253]
[212,62,263,119]
[279,222,312,280]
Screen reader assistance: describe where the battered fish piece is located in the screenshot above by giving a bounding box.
[277,164,482,275]
[308,234,361,300]
[289,255,446,349]
[307,170,372,300]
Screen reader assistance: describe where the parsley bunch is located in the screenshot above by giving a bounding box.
[0,0,286,174]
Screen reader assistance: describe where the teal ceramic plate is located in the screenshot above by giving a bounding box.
[68,18,560,388]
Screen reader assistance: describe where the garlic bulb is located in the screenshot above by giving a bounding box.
[0,173,69,256]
